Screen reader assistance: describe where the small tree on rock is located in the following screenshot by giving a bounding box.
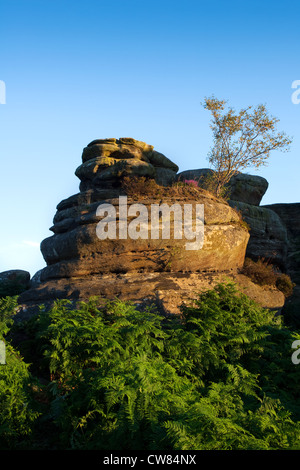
[201,96,292,197]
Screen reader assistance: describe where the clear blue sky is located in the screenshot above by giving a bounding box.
[0,0,300,277]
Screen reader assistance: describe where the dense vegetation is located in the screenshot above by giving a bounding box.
[1,282,300,450]
[242,257,295,298]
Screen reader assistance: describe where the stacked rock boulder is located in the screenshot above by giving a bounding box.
[76,137,178,191]
[18,137,279,318]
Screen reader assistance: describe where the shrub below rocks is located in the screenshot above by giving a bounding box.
[242,257,295,297]
[276,274,296,298]
[121,176,211,200]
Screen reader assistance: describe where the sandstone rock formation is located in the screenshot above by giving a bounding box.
[176,169,268,206]
[228,201,288,270]
[18,272,284,320]
[39,193,248,281]
[262,203,300,326]
[76,137,178,191]
[177,168,300,323]
[263,203,300,284]
[228,173,269,206]
[18,138,269,318]
[176,168,300,325]
[15,139,291,321]
[177,168,287,269]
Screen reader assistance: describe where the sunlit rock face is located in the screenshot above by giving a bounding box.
[177,168,288,268]
[176,169,269,206]
[76,137,179,190]
[18,138,254,316]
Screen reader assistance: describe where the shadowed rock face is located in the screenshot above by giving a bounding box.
[228,201,288,270]
[0,270,30,295]
[262,203,300,327]
[263,203,300,283]
[18,138,254,316]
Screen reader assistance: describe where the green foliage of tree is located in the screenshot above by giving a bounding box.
[164,283,300,450]
[201,96,292,197]
[2,283,300,450]
[0,297,40,449]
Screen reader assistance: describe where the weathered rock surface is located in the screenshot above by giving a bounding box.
[176,169,268,205]
[18,271,284,322]
[77,138,178,191]
[39,193,248,282]
[228,201,288,269]
[228,173,268,206]
[263,203,300,283]
[177,168,285,268]
[262,203,300,327]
